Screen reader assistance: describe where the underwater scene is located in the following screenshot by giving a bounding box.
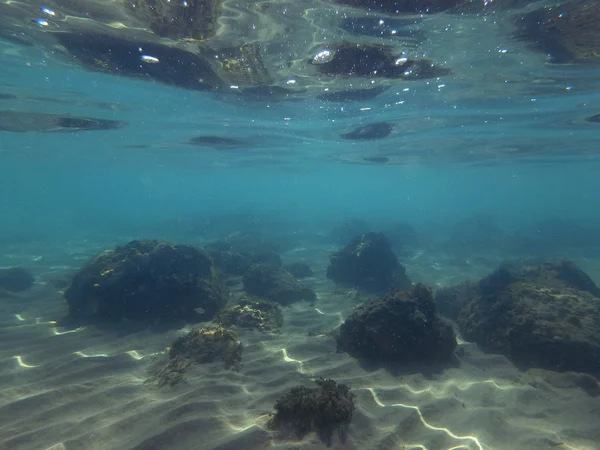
[1,0,600,449]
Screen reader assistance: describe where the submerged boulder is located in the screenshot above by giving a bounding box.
[327,232,411,292]
[154,326,242,386]
[0,267,35,292]
[243,264,316,305]
[64,239,228,322]
[337,284,457,363]
[458,261,600,374]
[214,297,283,332]
[268,378,356,444]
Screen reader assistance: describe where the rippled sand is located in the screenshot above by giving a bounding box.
[1,241,599,450]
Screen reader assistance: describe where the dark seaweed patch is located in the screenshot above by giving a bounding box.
[363,156,390,163]
[53,32,222,91]
[187,135,247,149]
[342,122,393,140]
[585,114,600,123]
[0,111,124,132]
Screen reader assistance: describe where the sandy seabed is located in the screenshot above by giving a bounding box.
[0,241,599,450]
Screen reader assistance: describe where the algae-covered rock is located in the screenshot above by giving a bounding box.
[215,297,283,332]
[243,263,316,305]
[327,232,411,293]
[337,284,456,363]
[65,239,227,322]
[458,261,600,374]
[154,326,242,386]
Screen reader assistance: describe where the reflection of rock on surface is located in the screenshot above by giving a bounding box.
[64,239,228,322]
[337,284,457,363]
[126,0,220,40]
[332,0,467,14]
[268,378,356,445]
[327,232,411,293]
[457,261,600,374]
[514,1,600,64]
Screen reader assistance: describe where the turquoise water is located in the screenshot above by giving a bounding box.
[1,1,600,449]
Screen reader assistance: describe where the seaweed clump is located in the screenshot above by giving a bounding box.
[155,326,242,386]
[64,239,227,322]
[268,378,356,444]
[215,297,283,332]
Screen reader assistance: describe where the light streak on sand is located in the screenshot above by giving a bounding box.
[13,355,39,368]
[314,308,344,325]
[14,314,25,321]
[74,351,109,358]
[364,387,484,450]
[52,326,85,335]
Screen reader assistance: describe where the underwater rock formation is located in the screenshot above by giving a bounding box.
[458,261,600,374]
[154,326,242,386]
[327,232,411,292]
[284,262,313,279]
[0,111,124,132]
[337,284,457,363]
[332,0,467,14]
[0,267,35,292]
[434,281,477,321]
[208,247,281,277]
[243,264,316,305]
[215,297,283,332]
[312,42,450,80]
[514,1,600,64]
[341,122,393,140]
[268,378,356,444]
[585,114,600,123]
[64,239,228,322]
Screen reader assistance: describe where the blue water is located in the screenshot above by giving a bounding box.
[1,1,600,449]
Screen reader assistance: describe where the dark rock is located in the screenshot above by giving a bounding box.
[64,239,227,322]
[0,111,124,132]
[284,262,313,279]
[208,248,281,276]
[0,267,35,292]
[327,232,411,293]
[153,326,242,386]
[514,2,600,64]
[312,42,450,80]
[215,297,283,332]
[337,284,457,362]
[268,378,356,444]
[340,17,426,40]
[341,122,393,140]
[458,261,600,374]
[243,264,316,305]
